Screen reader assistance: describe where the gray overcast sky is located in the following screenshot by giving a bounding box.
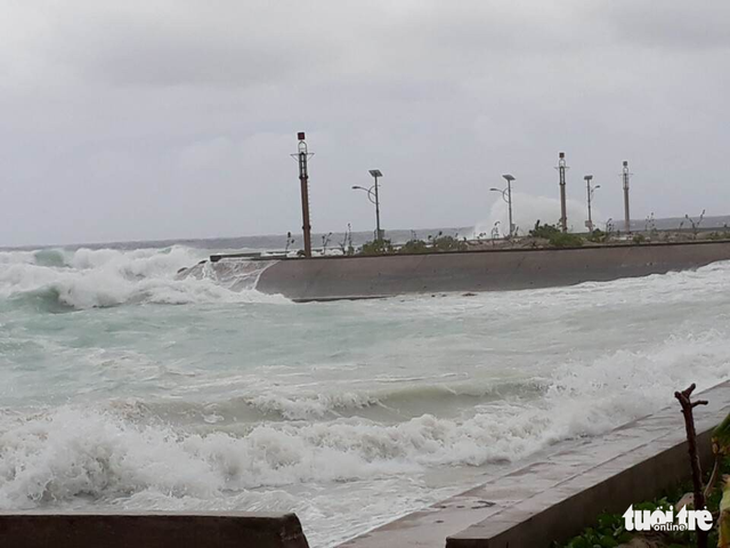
[1,1,729,246]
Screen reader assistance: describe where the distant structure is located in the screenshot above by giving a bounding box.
[489,175,516,238]
[584,175,600,232]
[369,169,384,241]
[557,152,568,232]
[292,132,313,258]
[352,170,385,241]
[622,160,632,234]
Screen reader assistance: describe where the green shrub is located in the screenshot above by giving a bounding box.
[632,234,647,244]
[358,239,394,256]
[529,221,561,239]
[398,239,430,254]
[562,510,633,548]
[548,232,583,248]
[431,235,467,252]
[587,229,608,243]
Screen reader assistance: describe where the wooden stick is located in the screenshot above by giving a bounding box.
[675,383,709,548]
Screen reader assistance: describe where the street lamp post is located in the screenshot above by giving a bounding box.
[370,170,383,241]
[490,174,516,238]
[557,152,568,233]
[584,175,600,232]
[352,169,384,241]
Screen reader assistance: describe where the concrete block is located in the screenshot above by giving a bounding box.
[0,512,309,548]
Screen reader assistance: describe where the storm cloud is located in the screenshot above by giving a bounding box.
[0,1,728,246]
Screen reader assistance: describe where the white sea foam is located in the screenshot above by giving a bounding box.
[0,328,726,513]
[0,246,286,309]
[0,250,39,265]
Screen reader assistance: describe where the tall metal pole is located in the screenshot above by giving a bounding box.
[558,152,568,233]
[585,175,594,232]
[622,160,631,234]
[507,178,513,238]
[293,132,313,258]
[366,170,384,241]
[501,174,515,238]
[373,174,382,241]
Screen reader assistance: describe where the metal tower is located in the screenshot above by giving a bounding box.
[622,160,632,234]
[292,132,314,258]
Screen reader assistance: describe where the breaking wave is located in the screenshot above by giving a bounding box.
[1,328,727,511]
[0,246,285,310]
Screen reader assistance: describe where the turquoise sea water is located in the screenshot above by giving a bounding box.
[1,244,729,546]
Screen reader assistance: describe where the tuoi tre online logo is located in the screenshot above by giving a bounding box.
[623,504,713,532]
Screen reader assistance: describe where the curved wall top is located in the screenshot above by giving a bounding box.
[252,241,730,302]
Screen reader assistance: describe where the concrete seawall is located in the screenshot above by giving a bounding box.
[255,240,730,302]
[0,512,309,548]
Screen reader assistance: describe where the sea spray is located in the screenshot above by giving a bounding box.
[0,246,286,309]
[472,191,605,238]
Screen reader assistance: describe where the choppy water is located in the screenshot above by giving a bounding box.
[1,244,729,546]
